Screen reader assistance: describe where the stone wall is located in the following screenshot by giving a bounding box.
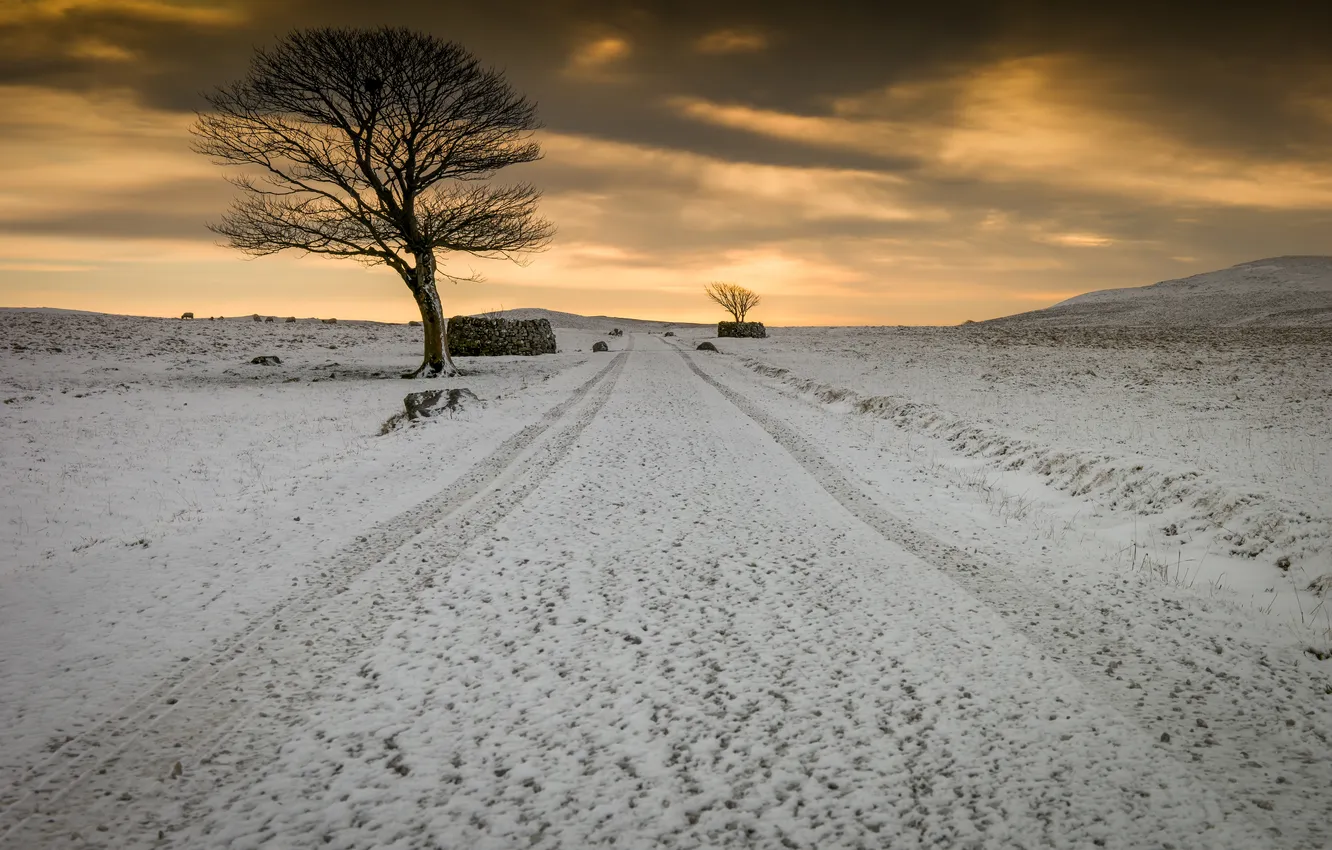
[448,316,557,357]
[717,321,767,338]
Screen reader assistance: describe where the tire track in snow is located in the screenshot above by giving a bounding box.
[677,346,1327,850]
[0,349,630,847]
[171,336,1273,849]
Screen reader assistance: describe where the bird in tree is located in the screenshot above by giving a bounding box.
[192,27,554,377]
[704,281,761,323]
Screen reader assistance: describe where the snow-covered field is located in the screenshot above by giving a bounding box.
[0,310,614,771]
[2,309,1330,849]
[712,325,1332,613]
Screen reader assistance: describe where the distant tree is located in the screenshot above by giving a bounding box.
[192,27,554,377]
[704,281,761,322]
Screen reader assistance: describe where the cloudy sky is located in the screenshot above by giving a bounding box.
[2,0,1331,324]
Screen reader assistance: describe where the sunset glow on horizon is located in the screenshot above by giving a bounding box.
[2,1,1331,325]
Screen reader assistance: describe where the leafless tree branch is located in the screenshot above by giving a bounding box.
[704,281,762,323]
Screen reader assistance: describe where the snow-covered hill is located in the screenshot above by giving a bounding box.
[988,256,1332,327]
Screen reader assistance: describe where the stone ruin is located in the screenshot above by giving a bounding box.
[717,321,766,338]
[447,316,557,357]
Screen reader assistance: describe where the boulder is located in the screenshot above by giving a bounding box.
[592,340,609,352]
[448,315,556,356]
[408,320,422,327]
[717,321,766,338]
[264,316,275,323]
[286,316,297,323]
[696,341,718,352]
[321,318,337,324]
[1308,573,1332,597]
[250,355,282,365]
[663,331,675,337]
[608,328,623,336]
[404,390,443,419]
[252,313,262,322]
[404,387,479,420]
[181,312,194,320]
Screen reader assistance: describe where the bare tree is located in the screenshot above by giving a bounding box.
[192,27,554,377]
[704,281,761,323]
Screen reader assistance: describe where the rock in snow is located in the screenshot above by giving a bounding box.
[404,387,479,419]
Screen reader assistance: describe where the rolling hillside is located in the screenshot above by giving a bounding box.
[987,256,1332,326]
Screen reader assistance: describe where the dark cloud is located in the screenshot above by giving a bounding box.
[5,1,1330,157]
[0,8,255,109]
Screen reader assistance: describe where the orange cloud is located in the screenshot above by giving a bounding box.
[541,132,944,226]
[0,86,212,224]
[674,55,1332,210]
[67,37,137,61]
[1034,232,1115,248]
[565,35,632,78]
[0,0,244,26]
[0,261,99,272]
[695,28,768,55]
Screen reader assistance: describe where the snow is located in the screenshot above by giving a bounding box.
[711,324,1332,616]
[0,310,605,777]
[2,310,1330,849]
[991,256,1332,327]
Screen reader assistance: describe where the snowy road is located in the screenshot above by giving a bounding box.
[3,334,1317,848]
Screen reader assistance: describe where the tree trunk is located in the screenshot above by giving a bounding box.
[402,250,456,378]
